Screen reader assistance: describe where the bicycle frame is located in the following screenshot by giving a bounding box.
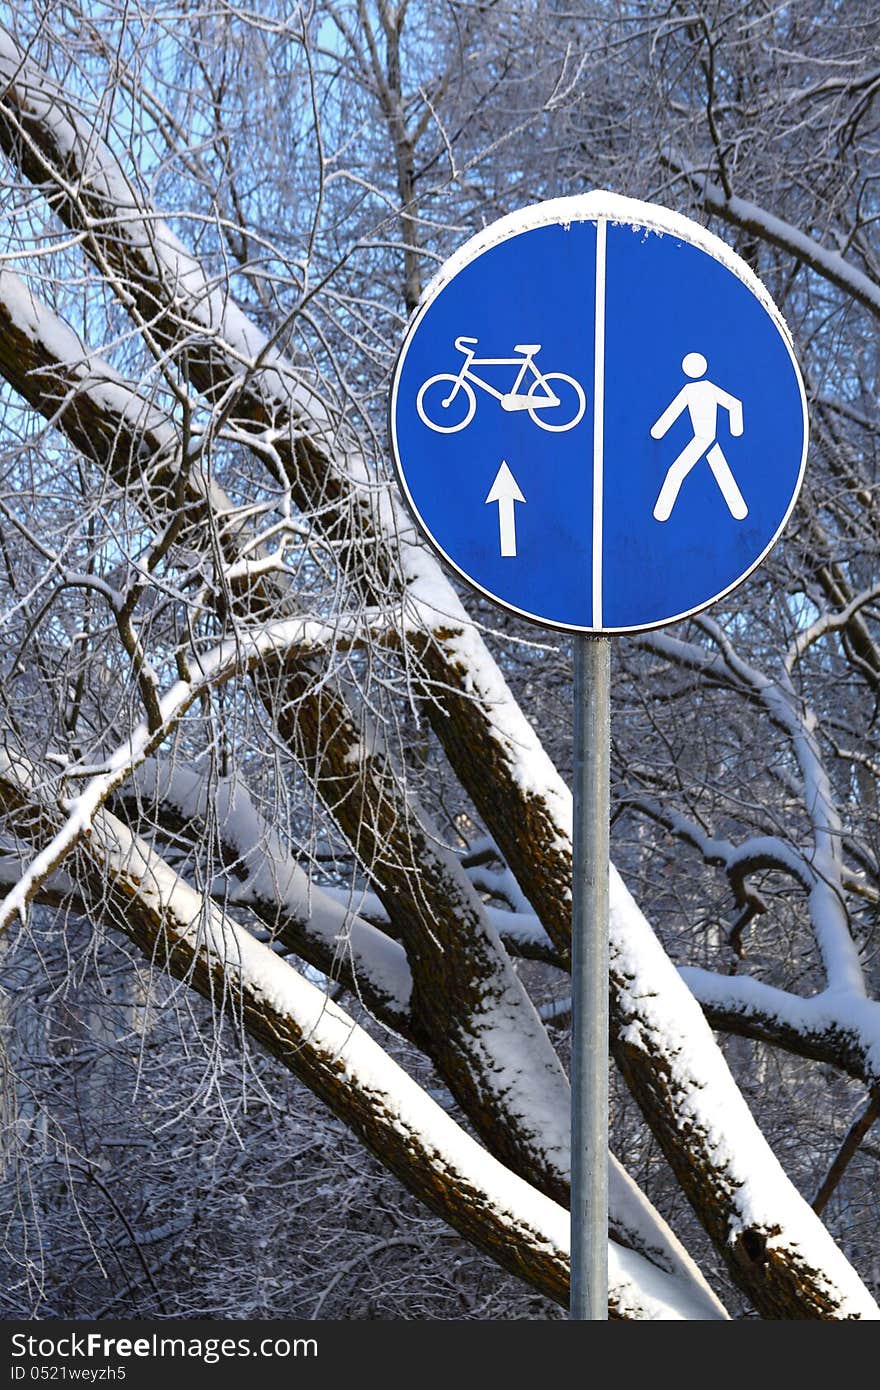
[416,339,585,434]
[447,339,556,406]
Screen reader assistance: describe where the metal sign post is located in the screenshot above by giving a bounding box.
[389,190,807,1323]
[570,635,610,1319]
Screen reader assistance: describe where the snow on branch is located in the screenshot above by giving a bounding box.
[664,154,880,322]
[0,248,589,1253]
[0,750,726,1321]
[784,582,880,675]
[639,617,865,999]
[610,870,878,1319]
[694,614,864,997]
[0,611,368,936]
[127,758,413,1028]
[122,758,724,1307]
[681,968,880,1086]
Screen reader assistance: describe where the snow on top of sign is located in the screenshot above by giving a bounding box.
[416,191,790,347]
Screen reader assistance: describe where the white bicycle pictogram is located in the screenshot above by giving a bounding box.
[416,336,587,434]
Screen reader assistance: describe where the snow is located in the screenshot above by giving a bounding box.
[0,269,170,434]
[113,755,571,1279]
[84,804,725,1320]
[0,32,619,891]
[0,851,75,899]
[0,267,231,519]
[0,34,340,446]
[681,967,880,1084]
[133,759,413,1019]
[415,191,790,339]
[610,868,879,1318]
[465,847,541,917]
[688,174,880,321]
[785,582,880,673]
[136,764,724,1311]
[1,31,573,821]
[391,806,577,1184]
[0,614,362,937]
[0,36,587,892]
[0,150,591,1239]
[485,905,549,948]
[322,877,556,961]
[400,561,574,851]
[686,615,865,998]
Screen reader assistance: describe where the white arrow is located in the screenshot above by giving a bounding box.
[485,460,526,557]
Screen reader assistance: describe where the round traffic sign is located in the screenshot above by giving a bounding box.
[389,193,808,633]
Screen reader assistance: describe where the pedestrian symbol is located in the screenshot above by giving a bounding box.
[651,352,747,522]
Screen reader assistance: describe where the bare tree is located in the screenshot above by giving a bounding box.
[0,0,878,1319]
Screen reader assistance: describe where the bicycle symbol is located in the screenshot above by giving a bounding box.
[416,336,587,434]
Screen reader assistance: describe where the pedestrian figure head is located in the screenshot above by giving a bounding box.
[682,351,708,378]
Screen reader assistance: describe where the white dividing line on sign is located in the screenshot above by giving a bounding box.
[592,218,607,629]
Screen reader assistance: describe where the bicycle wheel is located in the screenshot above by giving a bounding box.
[527,373,586,432]
[416,375,477,434]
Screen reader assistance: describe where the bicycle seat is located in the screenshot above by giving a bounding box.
[454,335,479,352]
[514,343,542,354]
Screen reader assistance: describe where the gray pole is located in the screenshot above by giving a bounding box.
[570,633,610,1320]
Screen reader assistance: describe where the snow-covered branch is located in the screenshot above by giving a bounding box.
[694,614,864,997]
[125,758,414,1030]
[0,750,726,1321]
[0,610,368,937]
[785,583,880,676]
[0,210,579,1222]
[663,155,880,323]
[610,871,877,1318]
[681,968,880,1086]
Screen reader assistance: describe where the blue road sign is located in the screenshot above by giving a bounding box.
[389,194,808,633]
